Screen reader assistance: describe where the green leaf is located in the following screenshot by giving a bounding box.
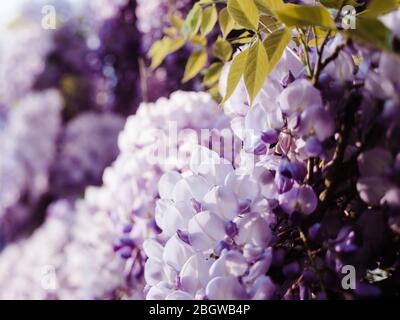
[190,34,207,46]
[207,83,223,103]
[254,0,283,32]
[244,39,269,106]
[213,38,233,62]
[169,37,186,52]
[149,37,185,69]
[307,27,333,47]
[203,62,224,87]
[221,48,249,105]
[201,5,218,36]
[170,14,184,29]
[360,0,398,17]
[227,0,260,30]
[319,0,360,8]
[345,17,399,55]
[149,39,169,69]
[275,4,336,29]
[230,31,253,45]
[182,50,208,83]
[219,8,236,39]
[259,15,281,33]
[182,4,203,37]
[163,27,178,37]
[254,0,284,15]
[263,27,292,73]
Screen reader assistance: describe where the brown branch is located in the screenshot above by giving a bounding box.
[298,227,327,294]
[318,91,362,212]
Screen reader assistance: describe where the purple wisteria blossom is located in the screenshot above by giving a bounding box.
[145,146,275,300]
[50,112,125,197]
[0,90,63,244]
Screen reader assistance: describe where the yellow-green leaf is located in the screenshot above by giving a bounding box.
[219,8,236,39]
[259,15,281,33]
[244,39,269,106]
[231,31,253,44]
[221,48,249,105]
[213,38,233,62]
[255,0,284,15]
[208,83,223,103]
[319,0,360,8]
[149,37,185,69]
[227,0,260,30]
[203,62,224,87]
[201,5,218,36]
[150,40,169,69]
[360,0,398,17]
[169,37,186,52]
[183,50,208,83]
[182,4,203,37]
[275,4,336,29]
[190,34,207,46]
[345,16,399,55]
[263,27,292,73]
[307,27,334,47]
[170,14,184,29]
[163,27,178,37]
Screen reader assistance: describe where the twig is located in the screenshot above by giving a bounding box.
[318,91,362,208]
[297,28,313,77]
[311,0,346,85]
[307,157,315,184]
[138,58,149,103]
[311,30,332,85]
[298,227,326,293]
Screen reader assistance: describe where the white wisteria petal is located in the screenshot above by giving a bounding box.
[143,239,164,262]
[155,199,173,235]
[165,291,194,300]
[172,175,212,203]
[205,276,247,300]
[278,79,322,115]
[163,235,194,272]
[180,253,213,295]
[225,171,260,202]
[243,249,272,283]
[146,282,173,300]
[160,201,195,237]
[144,259,166,286]
[190,146,234,186]
[158,171,183,200]
[203,186,238,221]
[188,211,226,251]
[230,116,246,141]
[209,250,248,278]
[235,213,272,247]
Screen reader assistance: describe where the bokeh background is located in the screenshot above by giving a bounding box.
[0,0,201,299]
[0,0,195,246]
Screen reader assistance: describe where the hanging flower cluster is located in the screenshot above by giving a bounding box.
[101,91,231,288]
[0,90,230,299]
[144,145,275,299]
[0,197,125,299]
[0,90,62,245]
[49,112,124,198]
